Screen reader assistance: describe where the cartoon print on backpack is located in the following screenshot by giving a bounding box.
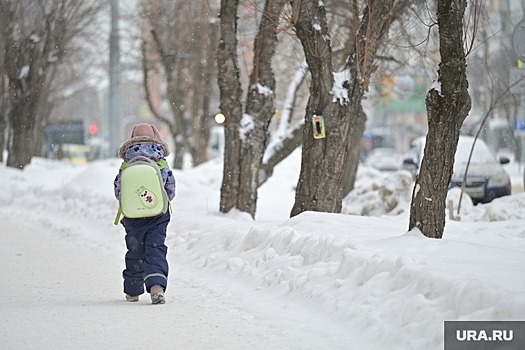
[136,185,158,208]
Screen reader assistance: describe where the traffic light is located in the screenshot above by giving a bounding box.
[88,122,98,135]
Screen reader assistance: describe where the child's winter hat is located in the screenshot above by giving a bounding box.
[118,122,170,158]
[131,123,162,140]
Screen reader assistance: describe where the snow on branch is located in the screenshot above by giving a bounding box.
[239,114,255,142]
[331,69,351,105]
[255,83,273,97]
[18,66,30,79]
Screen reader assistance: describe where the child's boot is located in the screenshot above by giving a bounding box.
[126,294,139,302]
[150,285,165,304]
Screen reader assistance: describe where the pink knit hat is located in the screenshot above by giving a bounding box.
[131,123,162,139]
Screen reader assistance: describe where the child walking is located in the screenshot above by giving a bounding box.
[113,123,176,304]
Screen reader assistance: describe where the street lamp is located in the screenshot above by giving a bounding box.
[214,113,225,124]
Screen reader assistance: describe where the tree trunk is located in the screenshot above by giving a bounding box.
[4,35,45,169]
[343,108,367,197]
[7,102,38,169]
[341,0,406,198]
[237,0,285,217]
[290,0,349,216]
[408,0,471,238]
[190,6,215,166]
[291,0,398,216]
[217,0,244,214]
[0,114,5,162]
[166,73,189,169]
[0,77,7,162]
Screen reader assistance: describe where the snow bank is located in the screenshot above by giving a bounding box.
[342,168,413,216]
[170,209,525,349]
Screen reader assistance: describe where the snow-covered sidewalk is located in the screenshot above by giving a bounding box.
[1,217,358,350]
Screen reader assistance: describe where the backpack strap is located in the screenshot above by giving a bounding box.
[157,159,172,214]
[114,207,122,225]
[113,161,127,225]
[158,159,172,214]
[119,161,128,170]
[156,159,168,170]
[113,161,128,225]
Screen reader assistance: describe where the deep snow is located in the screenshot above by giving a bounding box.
[1,149,524,350]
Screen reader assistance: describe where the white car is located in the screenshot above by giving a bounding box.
[364,147,401,172]
[402,135,511,204]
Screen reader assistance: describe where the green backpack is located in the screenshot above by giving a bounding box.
[114,156,169,225]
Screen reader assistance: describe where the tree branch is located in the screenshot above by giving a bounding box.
[141,38,176,134]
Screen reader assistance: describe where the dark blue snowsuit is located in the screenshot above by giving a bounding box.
[122,212,170,295]
[114,135,176,297]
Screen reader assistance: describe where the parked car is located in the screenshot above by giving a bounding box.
[402,135,511,204]
[364,147,401,172]
[64,144,90,165]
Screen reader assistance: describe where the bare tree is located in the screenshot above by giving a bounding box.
[216,0,245,213]
[141,0,217,169]
[0,0,103,169]
[218,0,288,214]
[228,0,286,217]
[0,38,8,163]
[290,0,412,216]
[408,0,473,238]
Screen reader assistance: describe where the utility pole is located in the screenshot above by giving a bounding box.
[109,0,123,157]
[511,18,525,164]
